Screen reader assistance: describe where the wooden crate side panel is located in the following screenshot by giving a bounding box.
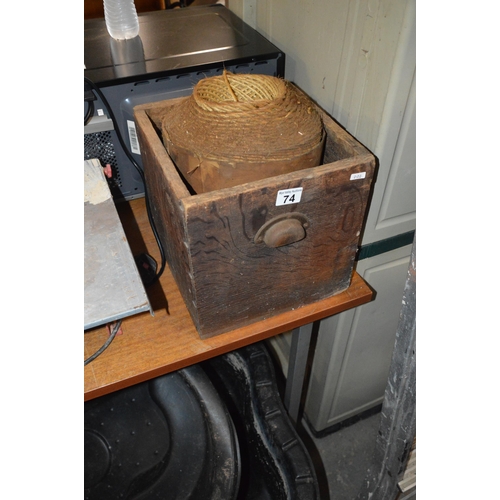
[134,109,199,325]
[183,156,375,338]
[134,107,191,199]
[318,107,373,163]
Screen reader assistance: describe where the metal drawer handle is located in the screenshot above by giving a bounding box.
[254,213,309,248]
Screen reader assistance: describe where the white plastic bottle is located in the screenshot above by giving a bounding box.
[103,0,140,40]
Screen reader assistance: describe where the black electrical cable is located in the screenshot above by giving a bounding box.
[84,320,122,366]
[84,100,94,126]
[84,76,166,285]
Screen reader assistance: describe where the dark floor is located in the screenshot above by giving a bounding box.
[295,412,381,500]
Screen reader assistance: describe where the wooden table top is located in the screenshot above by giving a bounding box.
[84,197,373,401]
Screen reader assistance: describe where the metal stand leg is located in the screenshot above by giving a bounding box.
[283,322,314,424]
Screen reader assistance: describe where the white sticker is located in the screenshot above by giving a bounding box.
[276,187,303,206]
[127,120,141,155]
[97,108,104,116]
[350,172,366,180]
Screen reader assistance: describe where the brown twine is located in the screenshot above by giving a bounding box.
[161,72,324,163]
[221,70,239,102]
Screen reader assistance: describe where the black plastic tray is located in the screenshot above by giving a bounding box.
[202,342,320,500]
[84,365,240,499]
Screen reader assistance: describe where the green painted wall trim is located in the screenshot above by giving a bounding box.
[357,231,415,261]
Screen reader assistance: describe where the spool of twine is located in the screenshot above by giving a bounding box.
[161,72,324,164]
[193,71,287,112]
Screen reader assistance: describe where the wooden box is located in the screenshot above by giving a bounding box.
[134,90,376,339]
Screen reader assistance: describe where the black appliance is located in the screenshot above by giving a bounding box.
[84,5,285,200]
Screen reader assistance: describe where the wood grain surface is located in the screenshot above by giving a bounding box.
[135,94,376,337]
[84,198,373,401]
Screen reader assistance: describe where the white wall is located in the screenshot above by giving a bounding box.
[228,0,416,244]
[228,0,416,431]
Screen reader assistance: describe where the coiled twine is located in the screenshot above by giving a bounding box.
[161,72,325,193]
